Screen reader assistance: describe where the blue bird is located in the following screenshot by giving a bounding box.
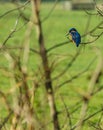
[66,28,81,47]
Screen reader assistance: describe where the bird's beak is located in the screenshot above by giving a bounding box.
[66,32,69,36]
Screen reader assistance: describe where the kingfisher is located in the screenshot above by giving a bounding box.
[66,28,81,47]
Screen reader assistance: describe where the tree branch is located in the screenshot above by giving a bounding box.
[31,0,60,129]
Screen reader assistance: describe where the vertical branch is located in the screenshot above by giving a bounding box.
[19,20,41,129]
[60,95,72,130]
[4,52,20,130]
[31,0,60,130]
[22,21,33,74]
[74,48,103,130]
[88,48,103,94]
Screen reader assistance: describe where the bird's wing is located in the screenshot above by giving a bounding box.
[72,32,81,44]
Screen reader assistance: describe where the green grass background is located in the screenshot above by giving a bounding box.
[0,2,103,130]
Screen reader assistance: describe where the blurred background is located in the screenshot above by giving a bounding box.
[0,0,103,130]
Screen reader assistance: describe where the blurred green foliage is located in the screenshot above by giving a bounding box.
[0,2,103,130]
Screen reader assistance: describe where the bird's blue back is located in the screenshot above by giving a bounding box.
[70,31,81,47]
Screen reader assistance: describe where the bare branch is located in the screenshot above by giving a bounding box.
[82,21,103,37]
[1,15,20,47]
[71,107,103,130]
[0,91,11,111]
[60,95,72,130]
[0,111,13,129]
[84,10,98,16]
[0,0,30,19]
[41,0,58,23]
[47,21,103,53]
[56,57,96,89]
[2,46,40,55]
[82,32,103,45]
[52,50,80,81]
[31,0,60,129]
[1,16,28,48]
[74,48,103,130]
[84,108,103,123]
[47,40,70,52]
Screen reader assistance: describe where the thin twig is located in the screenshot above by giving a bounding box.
[60,95,72,130]
[0,111,13,129]
[41,0,58,23]
[47,40,70,52]
[0,0,30,19]
[2,46,40,55]
[47,21,103,53]
[82,32,103,45]
[71,107,103,130]
[1,15,28,48]
[52,50,80,81]
[56,57,96,89]
[74,48,103,130]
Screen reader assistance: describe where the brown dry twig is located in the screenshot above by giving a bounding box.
[0,0,30,19]
[73,48,103,130]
